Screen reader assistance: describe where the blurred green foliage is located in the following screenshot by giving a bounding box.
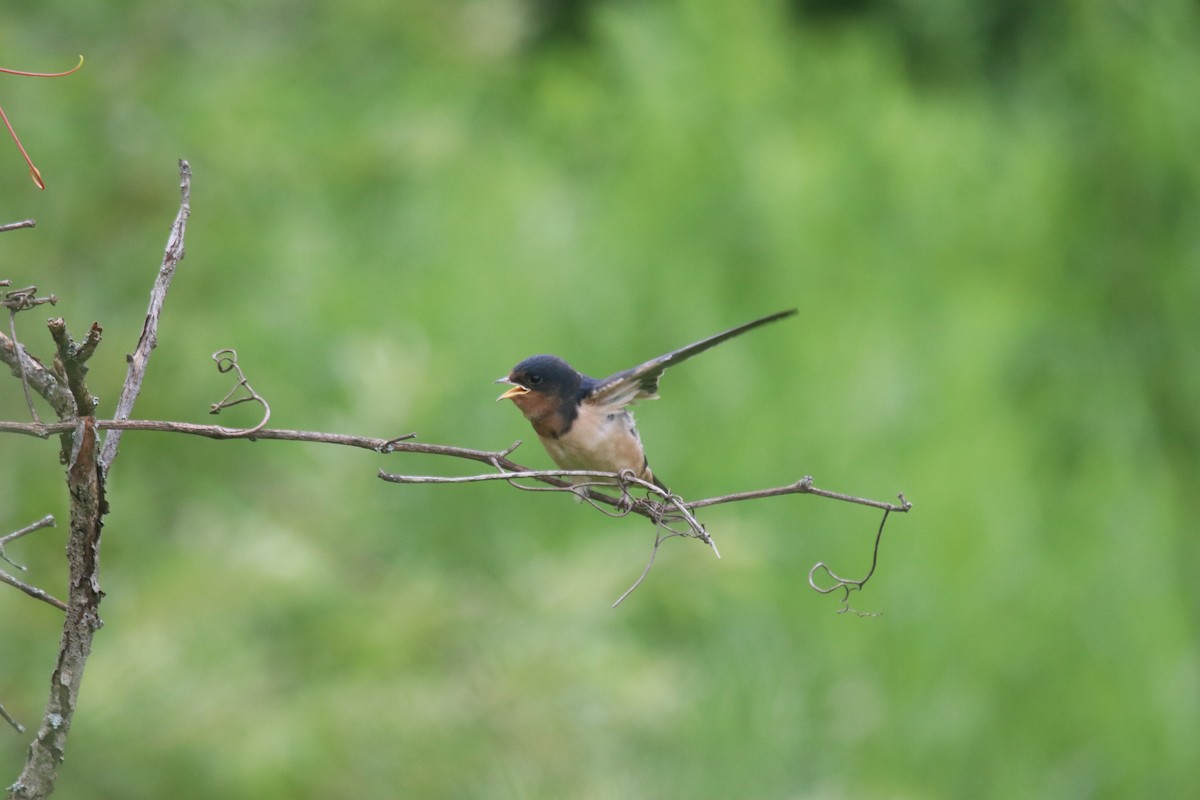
[2,0,1198,797]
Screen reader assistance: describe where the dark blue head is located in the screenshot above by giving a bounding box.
[497,354,581,398]
[496,354,587,427]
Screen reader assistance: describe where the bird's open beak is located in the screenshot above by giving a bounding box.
[495,377,529,401]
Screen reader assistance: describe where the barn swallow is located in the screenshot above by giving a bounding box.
[496,309,797,492]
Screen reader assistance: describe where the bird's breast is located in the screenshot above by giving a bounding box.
[539,404,649,481]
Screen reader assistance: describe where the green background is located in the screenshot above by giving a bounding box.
[2,1,1197,797]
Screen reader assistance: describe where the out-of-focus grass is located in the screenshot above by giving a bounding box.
[2,1,1198,797]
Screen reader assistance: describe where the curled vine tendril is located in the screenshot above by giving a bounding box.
[808,504,896,617]
[2,281,59,422]
[209,349,270,436]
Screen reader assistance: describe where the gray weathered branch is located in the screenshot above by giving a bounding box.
[99,159,191,474]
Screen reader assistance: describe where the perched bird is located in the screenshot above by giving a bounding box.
[496,309,797,492]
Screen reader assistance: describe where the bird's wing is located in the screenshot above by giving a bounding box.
[586,309,797,410]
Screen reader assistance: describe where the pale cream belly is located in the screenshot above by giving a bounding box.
[538,407,651,483]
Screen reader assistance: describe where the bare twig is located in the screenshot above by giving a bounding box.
[379,467,641,485]
[3,285,60,424]
[1,415,910,523]
[0,219,36,233]
[8,310,38,423]
[0,567,67,612]
[381,463,717,539]
[612,528,683,607]
[0,325,75,420]
[98,160,190,474]
[47,318,101,415]
[0,285,58,313]
[379,463,909,518]
[0,515,55,571]
[689,478,912,513]
[1,703,24,734]
[435,462,723,604]
[380,462,908,604]
[0,418,417,450]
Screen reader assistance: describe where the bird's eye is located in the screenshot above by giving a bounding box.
[528,374,542,385]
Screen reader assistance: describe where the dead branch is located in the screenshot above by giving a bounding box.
[0,516,66,611]
[0,515,55,570]
[1,409,910,608]
[2,284,63,424]
[8,415,105,800]
[6,316,107,798]
[0,568,67,612]
[47,319,101,413]
[0,418,415,448]
[379,462,909,604]
[1,413,911,557]
[378,464,911,519]
[98,160,190,473]
[0,326,74,419]
[1,703,24,734]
